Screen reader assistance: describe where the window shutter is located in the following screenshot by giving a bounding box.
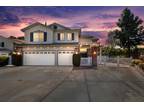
[72,33,74,40]
[30,32,33,42]
[1,42,4,47]
[44,32,47,42]
[57,33,60,40]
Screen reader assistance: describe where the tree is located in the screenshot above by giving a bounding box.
[8,36,16,39]
[107,30,120,47]
[115,8,144,57]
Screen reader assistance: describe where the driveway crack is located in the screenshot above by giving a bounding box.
[83,71,91,102]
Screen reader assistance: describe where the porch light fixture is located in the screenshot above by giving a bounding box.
[93,51,96,55]
[75,51,78,54]
[17,52,21,55]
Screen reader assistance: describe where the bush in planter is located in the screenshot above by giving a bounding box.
[139,63,144,71]
[73,54,81,67]
[131,59,143,66]
[0,56,9,66]
[139,55,144,62]
[12,54,22,66]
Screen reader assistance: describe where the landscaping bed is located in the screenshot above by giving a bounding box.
[131,55,144,71]
[0,56,9,67]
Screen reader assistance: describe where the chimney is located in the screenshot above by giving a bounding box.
[44,22,47,26]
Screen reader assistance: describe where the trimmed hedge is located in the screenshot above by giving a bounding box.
[12,54,22,66]
[73,54,81,67]
[0,56,9,66]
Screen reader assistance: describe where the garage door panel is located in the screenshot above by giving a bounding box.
[23,51,55,65]
[58,51,74,66]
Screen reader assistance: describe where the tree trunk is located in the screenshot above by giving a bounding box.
[127,46,131,58]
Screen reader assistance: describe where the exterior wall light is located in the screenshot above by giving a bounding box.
[17,52,21,55]
[93,51,96,55]
[75,51,78,54]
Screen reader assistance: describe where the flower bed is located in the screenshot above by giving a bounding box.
[131,56,144,71]
[0,56,9,67]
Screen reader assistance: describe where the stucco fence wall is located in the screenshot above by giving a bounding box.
[97,56,132,65]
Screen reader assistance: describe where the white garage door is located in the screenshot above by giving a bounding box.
[23,51,55,65]
[58,51,74,66]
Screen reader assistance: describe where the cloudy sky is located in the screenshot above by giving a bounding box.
[0,6,144,43]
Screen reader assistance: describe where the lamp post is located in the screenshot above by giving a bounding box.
[114,45,121,68]
[98,39,102,65]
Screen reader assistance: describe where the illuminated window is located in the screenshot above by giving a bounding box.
[57,33,65,41]
[67,33,72,40]
[33,32,44,42]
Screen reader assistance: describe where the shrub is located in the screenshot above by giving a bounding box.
[139,55,144,62]
[12,54,22,66]
[0,56,9,66]
[131,59,143,66]
[139,63,144,71]
[73,54,81,67]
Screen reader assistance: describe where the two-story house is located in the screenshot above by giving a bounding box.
[21,22,81,66]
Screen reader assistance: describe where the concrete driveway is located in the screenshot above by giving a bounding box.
[0,65,144,102]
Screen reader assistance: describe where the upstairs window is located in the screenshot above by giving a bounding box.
[67,33,72,41]
[32,31,47,42]
[57,33,65,41]
[53,25,58,30]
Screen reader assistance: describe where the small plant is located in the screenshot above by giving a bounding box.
[139,63,144,71]
[131,59,143,66]
[139,55,144,62]
[0,56,9,66]
[12,54,22,66]
[73,54,81,67]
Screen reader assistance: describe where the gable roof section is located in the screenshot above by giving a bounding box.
[21,22,47,32]
[47,22,71,30]
[21,22,81,32]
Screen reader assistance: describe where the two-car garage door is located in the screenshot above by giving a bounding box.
[23,51,55,65]
[23,51,74,66]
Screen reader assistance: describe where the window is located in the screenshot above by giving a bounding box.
[67,33,72,41]
[53,25,58,29]
[57,33,65,41]
[33,32,44,42]
[1,42,5,47]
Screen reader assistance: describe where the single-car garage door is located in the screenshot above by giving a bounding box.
[23,51,55,65]
[58,51,74,66]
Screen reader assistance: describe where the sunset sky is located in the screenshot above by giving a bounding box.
[0,6,144,43]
